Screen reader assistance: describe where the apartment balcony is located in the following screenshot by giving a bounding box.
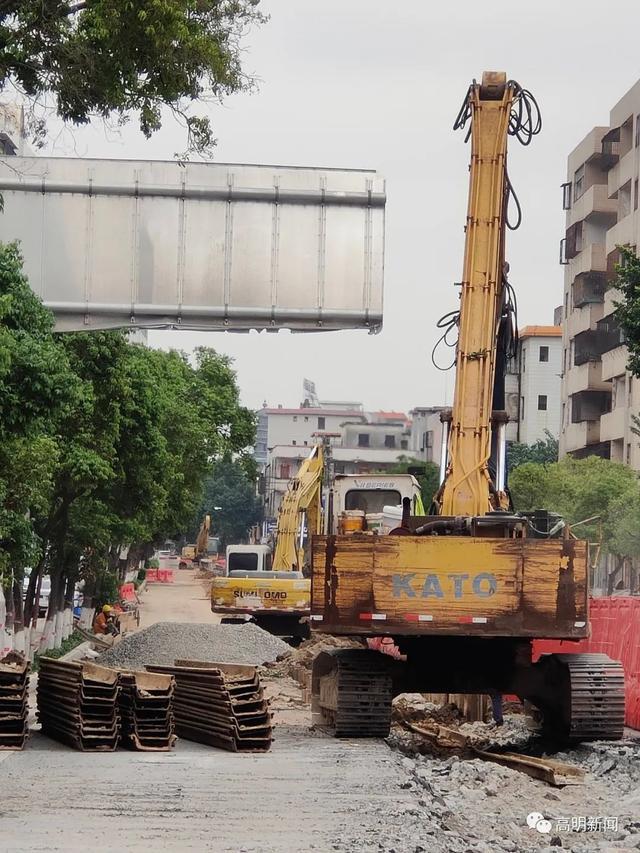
[604,285,621,316]
[571,389,611,422]
[566,360,610,395]
[568,243,606,278]
[570,440,611,461]
[596,314,625,354]
[572,271,607,308]
[574,327,622,366]
[570,183,618,226]
[607,147,635,199]
[606,216,635,255]
[600,406,626,442]
[566,302,604,338]
[563,420,602,452]
[601,344,628,381]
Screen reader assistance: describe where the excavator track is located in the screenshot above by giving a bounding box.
[558,653,625,742]
[311,649,393,738]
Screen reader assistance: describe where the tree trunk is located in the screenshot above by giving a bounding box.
[39,570,61,653]
[12,580,25,656]
[3,580,14,655]
[62,575,75,641]
[0,586,7,658]
[79,576,96,630]
[23,557,44,628]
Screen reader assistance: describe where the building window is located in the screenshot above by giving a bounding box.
[304,416,308,422]
[636,115,640,148]
[521,347,526,373]
[627,443,632,465]
[564,292,568,317]
[317,416,325,430]
[635,179,639,212]
[292,440,296,445]
[384,435,396,449]
[562,402,566,427]
[304,440,308,446]
[400,439,408,450]
[538,395,547,411]
[520,397,525,420]
[561,182,572,210]
[280,464,290,479]
[358,433,370,448]
[563,347,568,372]
[292,415,297,422]
[539,345,549,363]
[574,164,585,200]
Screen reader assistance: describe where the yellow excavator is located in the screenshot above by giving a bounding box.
[210,445,325,640]
[179,515,220,569]
[310,73,625,742]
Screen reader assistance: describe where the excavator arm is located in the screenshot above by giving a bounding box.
[272,445,325,571]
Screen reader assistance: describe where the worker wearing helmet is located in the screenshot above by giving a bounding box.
[93,604,119,636]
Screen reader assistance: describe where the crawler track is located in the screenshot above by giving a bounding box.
[559,653,625,742]
[312,649,393,737]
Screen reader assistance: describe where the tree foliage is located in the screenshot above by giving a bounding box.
[195,456,262,547]
[507,430,558,473]
[1,0,266,155]
[509,455,640,547]
[613,246,640,376]
[0,242,255,646]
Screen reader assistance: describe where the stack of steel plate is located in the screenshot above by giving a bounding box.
[0,652,29,750]
[118,671,176,751]
[147,660,272,752]
[37,659,120,750]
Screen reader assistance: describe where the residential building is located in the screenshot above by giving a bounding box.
[409,407,446,464]
[254,403,366,469]
[559,79,640,466]
[505,326,563,445]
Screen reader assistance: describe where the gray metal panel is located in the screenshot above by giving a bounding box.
[0,156,385,333]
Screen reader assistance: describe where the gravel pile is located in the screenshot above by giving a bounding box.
[96,622,291,670]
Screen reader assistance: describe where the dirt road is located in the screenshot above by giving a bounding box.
[138,568,216,628]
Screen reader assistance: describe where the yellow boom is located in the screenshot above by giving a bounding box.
[272,444,324,571]
[440,72,513,517]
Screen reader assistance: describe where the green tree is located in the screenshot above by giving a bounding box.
[378,455,440,511]
[196,456,262,547]
[509,456,640,544]
[613,247,640,375]
[507,430,558,473]
[2,1,266,155]
[0,243,78,651]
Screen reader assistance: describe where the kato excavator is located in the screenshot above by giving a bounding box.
[310,73,625,742]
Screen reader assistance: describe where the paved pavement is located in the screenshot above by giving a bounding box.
[1,571,419,853]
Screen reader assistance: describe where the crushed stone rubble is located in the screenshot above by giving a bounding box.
[383,695,640,853]
[96,622,291,670]
[265,632,363,678]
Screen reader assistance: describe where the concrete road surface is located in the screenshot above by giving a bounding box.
[1,570,420,853]
[0,723,418,852]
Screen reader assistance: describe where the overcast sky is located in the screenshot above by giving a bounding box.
[42,0,640,414]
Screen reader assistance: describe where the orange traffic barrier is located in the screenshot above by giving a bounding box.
[533,596,640,730]
[146,568,159,583]
[119,583,136,602]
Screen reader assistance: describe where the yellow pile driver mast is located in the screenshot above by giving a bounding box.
[439,72,513,518]
[310,73,625,743]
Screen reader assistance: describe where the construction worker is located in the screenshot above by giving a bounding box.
[93,605,119,636]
